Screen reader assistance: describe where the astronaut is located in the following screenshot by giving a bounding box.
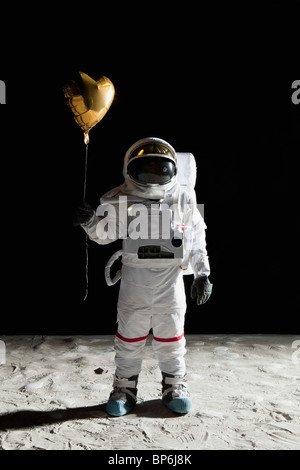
[74,137,212,416]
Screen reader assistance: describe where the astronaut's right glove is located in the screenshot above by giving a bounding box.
[73,202,94,226]
[190,276,213,305]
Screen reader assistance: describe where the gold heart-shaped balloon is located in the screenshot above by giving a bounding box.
[63,71,115,134]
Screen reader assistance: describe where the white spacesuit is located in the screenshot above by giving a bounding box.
[76,137,212,416]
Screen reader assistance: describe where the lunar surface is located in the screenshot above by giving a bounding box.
[0,334,299,450]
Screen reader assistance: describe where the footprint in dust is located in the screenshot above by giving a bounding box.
[110,435,134,450]
[270,410,293,422]
[161,423,197,444]
[2,431,31,450]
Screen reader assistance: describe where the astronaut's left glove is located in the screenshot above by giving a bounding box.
[190,276,213,305]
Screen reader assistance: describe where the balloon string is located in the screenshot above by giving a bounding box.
[83,141,89,301]
[83,232,89,301]
[83,142,88,201]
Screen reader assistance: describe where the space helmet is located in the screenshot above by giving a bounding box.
[124,137,177,187]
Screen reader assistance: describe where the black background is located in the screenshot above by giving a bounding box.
[0,4,299,335]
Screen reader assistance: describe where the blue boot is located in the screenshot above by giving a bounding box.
[162,372,192,414]
[106,375,138,417]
